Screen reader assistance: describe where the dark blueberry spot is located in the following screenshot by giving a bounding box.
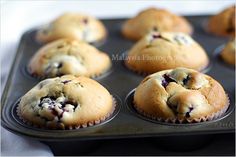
[38,103,43,107]
[51,108,58,116]
[185,112,190,118]
[58,110,66,119]
[152,34,171,42]
[57,62,63,68]
[83,18,88,24]
[161,74,176,88]
[61,80,72,84]
[185,107,194,118]
[183,75,190,85]
[152,34,161,39]
[153,26,158,31]
[66,101,78,111]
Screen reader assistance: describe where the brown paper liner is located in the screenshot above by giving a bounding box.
[17,96,117,130]
[133,96,230,124]
[124,59,210,76]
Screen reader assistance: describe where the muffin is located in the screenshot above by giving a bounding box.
[28,39,111,78]
[36,13,107,43]
[18,75,114,129]
[220,39,235,65]
[133,68,229,123]
[208,6,235,37]
[125,31,209,74]
[122,8,192,40]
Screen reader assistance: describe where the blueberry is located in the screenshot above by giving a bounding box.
[61,80,72,84]
[161,74,176,88]
[183,75,190,85]
[185,107,194,118]
[152,34,161,39]
[57,62,63,68]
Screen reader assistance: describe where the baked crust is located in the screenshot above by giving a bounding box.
[134,68,229,122]
[18,75,114,129]
[36,13,107,43]
[208,6,235,37]
[125,32,209,73]
[220,39,235,65]
[122,8,192,40]
[28,39,111,78]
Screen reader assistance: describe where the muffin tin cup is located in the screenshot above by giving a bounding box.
[213,44,235,69]
[125,89,234,126]
[16,96,119,130]
[1,94,121,140]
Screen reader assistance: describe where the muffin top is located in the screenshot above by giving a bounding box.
[125,31,209,73]
[122,8,192,40]
[18,75,114,129]
[208,6,235,37]
[36,13,107,43]
[134,68,229,123]
[221,39,235,65]
[29,39,111,78]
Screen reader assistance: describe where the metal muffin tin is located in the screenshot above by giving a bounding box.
[1,16,235,142]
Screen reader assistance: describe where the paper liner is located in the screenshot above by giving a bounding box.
[16,96,117,130]
[133,95,230,124]
[124,60,152,77]
[27,64,112,80]
[124,57,211,76]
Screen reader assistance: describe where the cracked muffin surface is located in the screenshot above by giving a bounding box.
[122,8,192,40]
[36,12,107,43]
[208,6,235,37]
[18,75,114,129]
[133,68,229,123]
[125,31,209,74]
[220,39,235,65]
[28,39,111,78]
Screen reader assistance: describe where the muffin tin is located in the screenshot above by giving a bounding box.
[1,16,235,142]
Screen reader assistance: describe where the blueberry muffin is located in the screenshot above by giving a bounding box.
[208,6,235,37]
[125,31,209,74]
[122,8,192,40]
[36,13,107,43]
[18,75,114,129]
[133,68,229,123]
[220,39,235,65]
[28,39,111,78]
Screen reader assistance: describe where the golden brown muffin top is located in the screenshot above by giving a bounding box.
[36,12,107,43]
[122,8,193,40]
[134,68,229,122]
[29,39,111,78]
[19,75,114,129]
